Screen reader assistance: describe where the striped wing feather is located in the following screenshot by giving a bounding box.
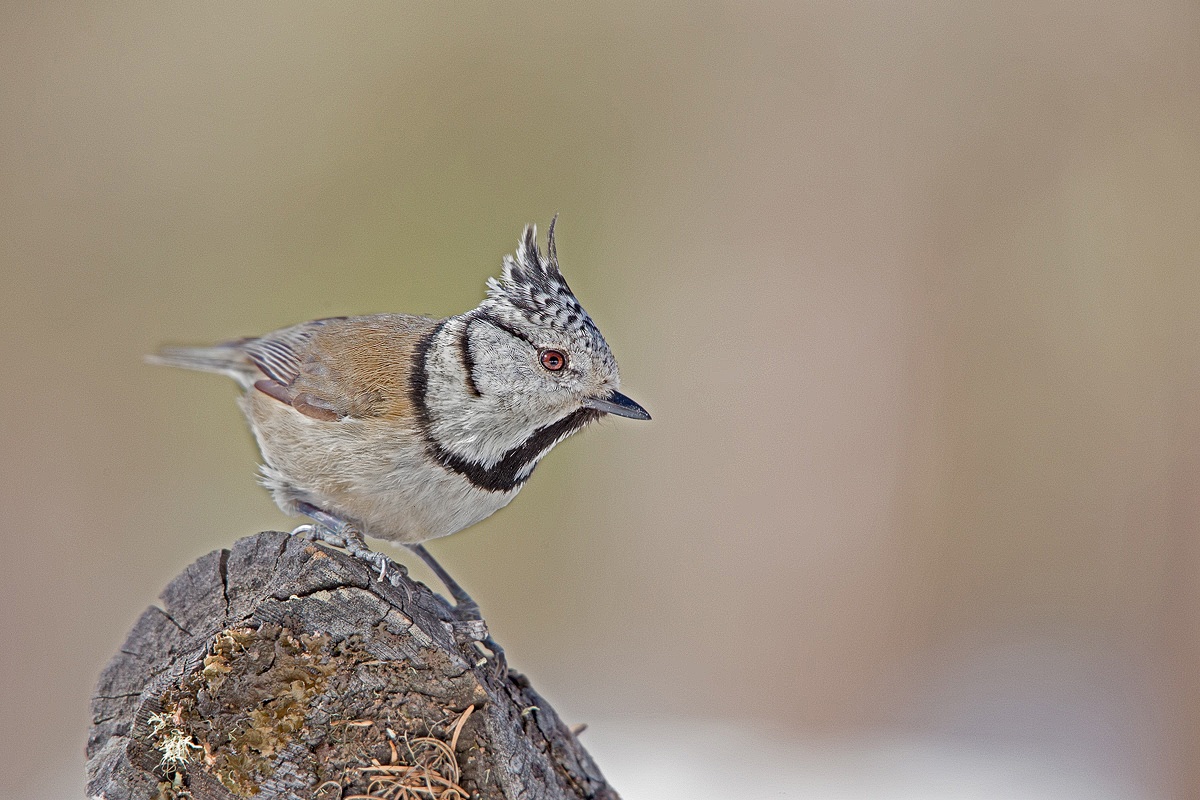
[246,314,439,421]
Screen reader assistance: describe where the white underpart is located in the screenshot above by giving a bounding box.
[247,391,519,543]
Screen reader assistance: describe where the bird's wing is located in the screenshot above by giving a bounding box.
[246,314,441,421]
[242,317,345,386]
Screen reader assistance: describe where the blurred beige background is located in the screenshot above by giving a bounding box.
[3,2,1199,798]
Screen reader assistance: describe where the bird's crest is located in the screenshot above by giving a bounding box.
[484,218,598,337]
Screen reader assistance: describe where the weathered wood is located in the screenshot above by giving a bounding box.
[87,531,618,800]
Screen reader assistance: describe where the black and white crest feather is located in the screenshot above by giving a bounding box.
[483,218,599,338]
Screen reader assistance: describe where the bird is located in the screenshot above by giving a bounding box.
[148,219,649,617]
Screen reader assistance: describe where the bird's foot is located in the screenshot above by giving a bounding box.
[289,509,408,587]
[289,507,500,663]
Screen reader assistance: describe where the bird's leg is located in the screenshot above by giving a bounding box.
[289,505,499,655]
[406,543,504,660]
[405,543,481,619]
[291,501,406,586]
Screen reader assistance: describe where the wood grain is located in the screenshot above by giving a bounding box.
[87,531,618,800]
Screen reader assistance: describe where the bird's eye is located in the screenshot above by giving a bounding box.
[539,349,568,372]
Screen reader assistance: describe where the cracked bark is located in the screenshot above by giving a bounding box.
[86,531,619,800]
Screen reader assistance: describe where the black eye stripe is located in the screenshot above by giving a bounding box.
[413,320,603,492]
[456,319,481,397]
[468,310,570,373]
[472,310,536,347]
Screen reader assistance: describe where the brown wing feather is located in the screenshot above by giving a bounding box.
[247,314,439,421]
[242,317,345,386]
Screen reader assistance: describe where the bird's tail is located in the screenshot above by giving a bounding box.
[146,344,256,386]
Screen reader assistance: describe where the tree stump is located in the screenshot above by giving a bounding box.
[87,531,618,800]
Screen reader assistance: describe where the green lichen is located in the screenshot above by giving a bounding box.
[161,624,334,797]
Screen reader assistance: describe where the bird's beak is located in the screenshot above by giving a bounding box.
[583,390,651,420]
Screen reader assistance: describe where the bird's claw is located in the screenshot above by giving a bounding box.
[341,538,408,586]
[289,520,406,585]
[291,522,351,549]
[359,550,407,586]
[452,598,481,620]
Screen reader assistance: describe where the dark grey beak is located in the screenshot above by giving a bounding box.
[583,390,651,420]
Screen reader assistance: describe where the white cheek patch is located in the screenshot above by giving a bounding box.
[468,328,536,397]
[423,320,554,468]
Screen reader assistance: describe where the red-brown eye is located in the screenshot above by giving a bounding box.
[540,349,567,372]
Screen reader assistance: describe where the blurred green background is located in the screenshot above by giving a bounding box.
[3,3,1199,798]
